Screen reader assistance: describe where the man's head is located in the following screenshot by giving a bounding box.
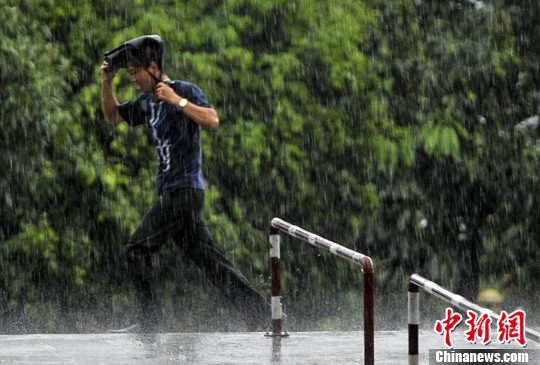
[127,61,161,93]
[104,35,165,73]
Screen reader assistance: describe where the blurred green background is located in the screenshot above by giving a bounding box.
[1,0,538,333]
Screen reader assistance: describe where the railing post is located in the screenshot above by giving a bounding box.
[362,257,375,365]
[268,226,287,337]
[408,280,419,365]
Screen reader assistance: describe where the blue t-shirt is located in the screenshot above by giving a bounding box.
[118,80,212,193]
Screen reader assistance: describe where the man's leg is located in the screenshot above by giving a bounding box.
[172,188,270,330]
[124,194,174,332]
[195,219,270,331]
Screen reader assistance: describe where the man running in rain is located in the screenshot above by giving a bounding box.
[100,35,269,333]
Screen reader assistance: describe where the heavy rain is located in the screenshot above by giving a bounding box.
[1,0,539,363]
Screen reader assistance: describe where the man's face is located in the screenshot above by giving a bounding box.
[127,62,155,93]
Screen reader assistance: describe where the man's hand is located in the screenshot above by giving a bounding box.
[100,61,123,124]
[155,82,180,104]
[100,61,117,83]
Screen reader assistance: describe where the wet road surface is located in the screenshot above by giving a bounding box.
[0,329,538,364]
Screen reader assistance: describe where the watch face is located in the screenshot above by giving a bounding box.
[179,98,188,108]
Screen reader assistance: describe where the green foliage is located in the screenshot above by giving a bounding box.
[1,0,539,332]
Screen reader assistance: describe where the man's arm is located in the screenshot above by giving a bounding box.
[100,62,124,124]
[181,101,219,130]
[156,82,219,130]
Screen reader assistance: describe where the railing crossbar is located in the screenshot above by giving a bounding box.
[410,274,498,320]
[271,218,373,270]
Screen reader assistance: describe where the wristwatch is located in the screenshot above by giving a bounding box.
[178,97,188,110]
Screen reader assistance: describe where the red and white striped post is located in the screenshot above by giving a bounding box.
[408,280,420,365]
[408,273,540,363]
[268,224,287,336]
[268,218,375,365]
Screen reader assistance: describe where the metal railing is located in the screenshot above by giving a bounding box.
[267,217,375,365]
[408,273,540,364]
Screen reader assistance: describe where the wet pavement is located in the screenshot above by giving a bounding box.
[0,329,538,364]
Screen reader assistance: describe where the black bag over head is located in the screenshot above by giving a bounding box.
[104,35,165,72]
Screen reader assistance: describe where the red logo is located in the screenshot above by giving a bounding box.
[435,308,463,348]
[497,310,527,346]
[465,311,492,345]
[435,308,527,348]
